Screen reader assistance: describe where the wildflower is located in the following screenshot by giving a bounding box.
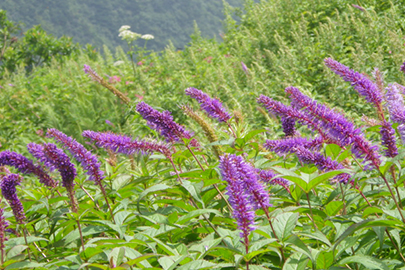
[257,169,290,192]
[83,64,103,83]
[0,208,8,250]
[380,121,398,157]
[119,30,141,42]
[386,83,405,124]
[82,130,172,158]
[219,154,255,240]
[141,34,154,40]
[47,128,105,186]
[0,151,56,187]
[0,174,25,223]
[185,87,231,123]
[108,76,121,84]
[324,58,383,107]
[352,4,365,11]
[136,101,199,146]
[241,62,248,74]
[293,146,351,184]
[28,143,77,189]
[401,62,405,73]
[264,136,323,155]
[398,124,405,144]
[119,25,131,33]
[137,61,143,66]
[286,86,381,169]
[281,117,295,137]
[105,120,115,127]
[257,94,333,142]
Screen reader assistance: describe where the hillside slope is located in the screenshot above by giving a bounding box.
[0,0,246,51]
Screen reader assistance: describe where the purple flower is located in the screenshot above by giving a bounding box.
[286,86,381,169]
[264,136,323,155]
[105,120,115,127]
[380,121,398,157]
[82,130,172,158]
[185,87,231,123]
[0,208,8,250]
[400,62,405,74]
[281,117,296,137]
[47,128,105,185]
[28,143,77,188]
[136,101,199,147]
[385,83,405,124]
[0,174,25,224]
[352,4,365,11]
[324,58,383,107]
[83,64,103,83]
[219,154,255,240]
[241,62,248,74]
[293,146,351,184]
[27,143,56,172]
[257,169,290,192]
[257,94,333,143]
[0,151,57,188]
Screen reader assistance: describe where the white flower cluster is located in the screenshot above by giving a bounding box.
[141,34,154,40]
[118,25,141,42]
[118,25,154,42]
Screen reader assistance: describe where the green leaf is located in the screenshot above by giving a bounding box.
[272,212,299,240]
[242,129,267,143]
[122,254,158,267]
[5,261,45,270]
[307,170,348,192]
[316,251,334,269]
[325,201,344,216]
[182,180,203,205]
[283,252,309,270]
[325,144,342,159]
[57,226,107,246]
[177,209,222,225]
[285,235,312,261]
[337,255,389,270]
[299,230,331,247]
[333,219,401,251]
[176,259,216,270]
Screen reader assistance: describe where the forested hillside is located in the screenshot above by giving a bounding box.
[0,0,247,51]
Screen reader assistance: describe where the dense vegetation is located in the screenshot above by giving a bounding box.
[1,0,405,269]
[0,0,248,51]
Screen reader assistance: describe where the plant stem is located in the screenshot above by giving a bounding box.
[98,184,115,222]
[244,235,250,270]
[379,173,405,223]
[76,219,85,252]
[23,227,32,261]
[305,193,316,230]
[185,145,232,211]
[340,182,347,215]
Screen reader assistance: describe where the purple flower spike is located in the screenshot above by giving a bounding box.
[380,121,398,158]
[185,87,231,123]
[257,94,333,143]
[258,169,290,192]
[0,174,25,224]
[0,151,57,188]
[82,130,172,158]
[136,101,199,147]
[219,154,255,240]
[83,64,102,83]
[27,143,56,172]
[47,128,105,185]
[241,61,248,74]
[400,62,405,74]
[28,142,76,187]
[324,58,383,107]
[264,136,323,155]
[294,146,351,184]
[286,86,381,169]
[281,117,296,137]
[386,83,405,124]
[0,208,8,250]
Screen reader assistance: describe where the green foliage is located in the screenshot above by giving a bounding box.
[0,10,80,77]
[2,1,405,268]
